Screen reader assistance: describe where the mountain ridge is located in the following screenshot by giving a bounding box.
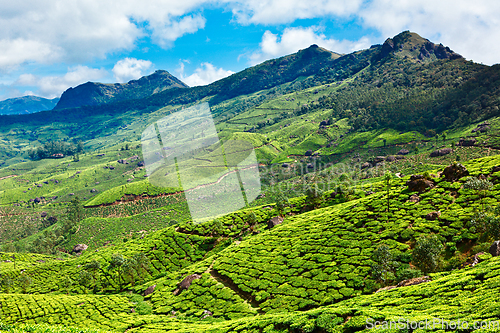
[0,95,59,115]
[53,70,188,110]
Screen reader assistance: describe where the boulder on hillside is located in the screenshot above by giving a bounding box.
[426,211,441,220]
[406,175,434,193]
[268,216,284,229]
[408,194,420,203]
[173,274,201,296]
[385,155,396,162]
[396,276,431,287]
[137,161,145,167]
[430,148,452,157]
[201,310,213,320]
[305,150,313,156]
[397,149,410,155]
[489,241,500,257]
[458,138,477,147]
[491,166,500,174]
[72,244,88,256]
[443,163,469,182]
[144,284,156,297]
[472,122,490,133]
[361,162,371,169]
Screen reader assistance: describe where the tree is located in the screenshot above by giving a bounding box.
[306,183,324,209]
[77,270,93,293]
[470,206,500,241]
[275,192,289,217]
[464,176,493,211]
[107,253,125,288]
[370,245,398,285]
[412,234,443,274]
[84,260,101,292]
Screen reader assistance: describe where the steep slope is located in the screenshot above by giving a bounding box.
[54,70,188,109]
[0,96,59,115]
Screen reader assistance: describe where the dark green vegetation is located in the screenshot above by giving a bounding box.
[1,31,500,332]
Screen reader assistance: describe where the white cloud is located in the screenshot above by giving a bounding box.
[179,62,234,87]
[14,65,107,98]
[0,1,208,71]
[359,0,500,65]
[112,58,153,82]
[249,27,372,65]
[229,0,363,24]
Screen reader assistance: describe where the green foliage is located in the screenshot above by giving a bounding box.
[412,234,444,274]
[470,206,500,241]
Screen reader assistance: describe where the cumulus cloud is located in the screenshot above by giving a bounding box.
[359,0,500,64]
[249,27,372,65]
[229,0,363,24]
[112,58,153,82]
[14,66,107,98]
[179,62,234,87]
[0,1,208,70]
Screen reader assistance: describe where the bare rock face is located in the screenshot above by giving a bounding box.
[430,148,452,157]
[361,162,371,169]
[268,216,284,229]
[408,194,420,203]
[489,241,500,257]
[443,163,469,182]
[397,149,410,155]
[396,276,431,287]
[201,310,213,319]
[72,244,88,256]
[385,155,396,162]
[458,138,476,147]
[406,175,434,193]
[426,211,441,220]
[173,274,201,296]
[472,122,490,133]
[144,284,156,297]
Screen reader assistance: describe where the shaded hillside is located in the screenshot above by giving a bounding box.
[0,96,59,115]
[54,70,188,109]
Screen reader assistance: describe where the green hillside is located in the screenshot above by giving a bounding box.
[1,31,500,332]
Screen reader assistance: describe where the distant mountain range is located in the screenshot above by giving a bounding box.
[53,70,188,109]
[0,96,59,115]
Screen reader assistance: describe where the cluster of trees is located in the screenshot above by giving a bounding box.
[28,140,84,160]
[28,197,83,254]
[72,253,150,293]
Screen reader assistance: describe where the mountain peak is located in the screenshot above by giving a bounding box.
[379,31,463,62]
[54,70,188,110]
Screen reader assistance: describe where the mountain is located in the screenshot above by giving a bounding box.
[2,30,500,332]
[53,70,188,110]
[0,95,59,115]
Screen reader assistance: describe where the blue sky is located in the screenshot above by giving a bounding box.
[0,0,499,100]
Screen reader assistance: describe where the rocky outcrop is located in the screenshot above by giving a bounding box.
[144,284,156,297]
[406,175,434,193]
[430,148,452,157]
[489,241,500,257]
[426,211,441,220]
[396,276,431,287]
[173,274,201,296]
[268,216,284,229]
[397,149,410,155]
[458,138,477,147]
[72,244,88,256]
[472,122,490,133]
[408,194,420,203]
[443,163,469,182]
